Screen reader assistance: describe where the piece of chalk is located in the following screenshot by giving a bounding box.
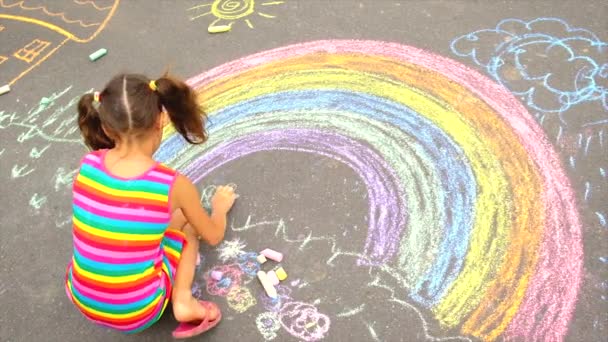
[211,270,223,281]
[275,267,287,281]
[208,25,231,33]
[261,248,283,262]
[89,48,107,61]
[256,254,267,264]
[267,270,280,286]
[40,97,51,105]
[196,253,201,266]
[0,84,10,96]
[257,271,277,299]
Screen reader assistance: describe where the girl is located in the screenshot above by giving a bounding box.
[65,73,236,338]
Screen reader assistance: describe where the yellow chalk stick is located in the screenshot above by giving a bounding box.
[208,25,231,33]
[275,267,287,281]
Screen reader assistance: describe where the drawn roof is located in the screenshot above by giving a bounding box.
[0,0,119,42]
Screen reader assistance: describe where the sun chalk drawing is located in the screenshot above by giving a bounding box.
[450,17,607,115]
[187,0,284,30]
[0,0,119,85]
[156,40,583,341]
[216,238,247,262]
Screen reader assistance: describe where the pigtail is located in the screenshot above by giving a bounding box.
[155,75,208,144]
[77,93,115,150]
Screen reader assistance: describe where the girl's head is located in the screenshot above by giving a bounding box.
[77,73,207,150]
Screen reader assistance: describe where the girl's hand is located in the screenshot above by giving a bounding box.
[211,185,237,214]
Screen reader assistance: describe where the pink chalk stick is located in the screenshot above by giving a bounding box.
[211,271,223,281]
[267,270,280,286]
[261,248,283,262]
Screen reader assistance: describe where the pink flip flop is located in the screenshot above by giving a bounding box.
[172,301,222,339]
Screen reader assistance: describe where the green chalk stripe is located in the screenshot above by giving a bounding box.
[89,48,107,61]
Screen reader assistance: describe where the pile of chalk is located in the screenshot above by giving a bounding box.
[255,248,287,299]
[210,248,286,299]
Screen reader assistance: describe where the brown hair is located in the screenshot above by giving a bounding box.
[77,73,207,150]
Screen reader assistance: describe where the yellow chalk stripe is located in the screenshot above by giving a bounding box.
[163,245,180,260]
[72,257,157,284]
[77,174,168,202]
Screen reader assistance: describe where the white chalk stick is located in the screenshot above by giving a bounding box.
[267,270,280,286]
[0,84,10,96]
[257,271,277,299]
[256,254,267,264]
[261,248,283,262]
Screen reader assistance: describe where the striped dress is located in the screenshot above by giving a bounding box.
[65,149,186,333]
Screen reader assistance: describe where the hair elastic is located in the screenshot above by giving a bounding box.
[93,92,101,103]
[149,80,158,91]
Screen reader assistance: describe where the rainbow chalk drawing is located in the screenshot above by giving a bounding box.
[156,40,583,341]
[451,18,607,332]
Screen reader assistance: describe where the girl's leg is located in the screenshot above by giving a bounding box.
[170,221,219,323]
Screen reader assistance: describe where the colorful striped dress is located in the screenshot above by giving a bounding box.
[65,149,186,333]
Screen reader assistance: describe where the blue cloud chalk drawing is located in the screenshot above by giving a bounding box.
[451,17,607,114]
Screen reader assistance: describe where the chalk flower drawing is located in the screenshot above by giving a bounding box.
[158,40,583,341]
[450,17,608,114]
[226,286,257,313]
[187,0,284,30]
[205,264,242,296]
[279,302,330,341]
[256,312,281,340]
